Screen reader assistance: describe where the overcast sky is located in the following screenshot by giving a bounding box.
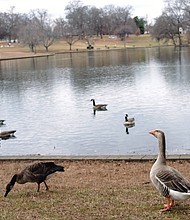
[0,0,165,22]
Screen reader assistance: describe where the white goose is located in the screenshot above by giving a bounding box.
[149,129,190,212]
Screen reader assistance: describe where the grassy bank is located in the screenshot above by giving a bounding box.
[0,35,171,60]
[1,160,190,219]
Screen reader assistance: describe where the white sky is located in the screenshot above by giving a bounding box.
[0,0,165,23]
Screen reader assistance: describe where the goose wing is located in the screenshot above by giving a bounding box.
[96,104,107,107]
[21,163,54,183]
[156,168,190,193]
[26,162,64,176]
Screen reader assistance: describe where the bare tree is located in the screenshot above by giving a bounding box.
[84,7,104,38]
[65,0,88,38]
[30,9,54,51]
[64,35,78,50]
[2,6,21,42]
[19,21,40,53]
[165,0,186,45]
[151,14,175,44]
[151,0,187,46]
[0,12,7,39]
[53,17,67,39]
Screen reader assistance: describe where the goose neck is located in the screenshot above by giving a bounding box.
[91,99,95,106]
[157,134,166,164]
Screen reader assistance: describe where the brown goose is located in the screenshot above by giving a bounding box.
[149,129,190,212]
[91,99,107,110]
[4,162,64,197]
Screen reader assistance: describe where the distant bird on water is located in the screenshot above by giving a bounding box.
[0,130,16,140]
[123,114,135,126]
[91,99,107,110]
[0,120,5,125]
[4,161,65,197]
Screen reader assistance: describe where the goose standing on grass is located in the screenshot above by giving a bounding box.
[91,99,107,110]
[149,129,190,212]
[123,114,135,126]
[4,162,64,197]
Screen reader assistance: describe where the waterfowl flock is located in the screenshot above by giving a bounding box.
[91,99,190,211]
[1,100,190,213]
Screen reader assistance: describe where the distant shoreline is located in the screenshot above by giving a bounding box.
[0,154,189,161]
[0,44,175,61]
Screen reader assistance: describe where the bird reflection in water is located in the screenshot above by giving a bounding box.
[93,108,107,116]
[124,123,135,134]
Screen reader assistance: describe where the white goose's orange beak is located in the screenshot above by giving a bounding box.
[149,130,155,135]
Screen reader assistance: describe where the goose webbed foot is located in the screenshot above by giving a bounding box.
[160,197,174,212]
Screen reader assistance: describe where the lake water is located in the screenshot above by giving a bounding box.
[1,47,190,156]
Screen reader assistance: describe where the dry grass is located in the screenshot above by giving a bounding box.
[0,35,170,60]
[1,160,190,219]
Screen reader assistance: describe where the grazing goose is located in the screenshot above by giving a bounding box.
[4,162,64,197]
[91,99,107,110]
[123,114,135,126]
[149,129,190,212]
[0,120,5,125]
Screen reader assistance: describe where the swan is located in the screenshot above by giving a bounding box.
[149,129,190,212]
[4,162,64,197]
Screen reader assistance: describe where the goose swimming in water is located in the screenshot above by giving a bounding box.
[0,130,16,140]
[123,114,135,126]
[149,129,190,212]
[91,99,107,110]
[0,130,16,136]
[0,120,5,125]
[4,161,64,197]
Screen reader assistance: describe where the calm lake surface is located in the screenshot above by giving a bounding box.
[1,47,190,156]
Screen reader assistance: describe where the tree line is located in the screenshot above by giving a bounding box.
[0,0,190,52]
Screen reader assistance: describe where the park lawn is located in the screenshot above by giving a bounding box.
[1,160,190,219]
[0,34,172,59]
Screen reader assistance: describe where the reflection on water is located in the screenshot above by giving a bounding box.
[1,47,190,156]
